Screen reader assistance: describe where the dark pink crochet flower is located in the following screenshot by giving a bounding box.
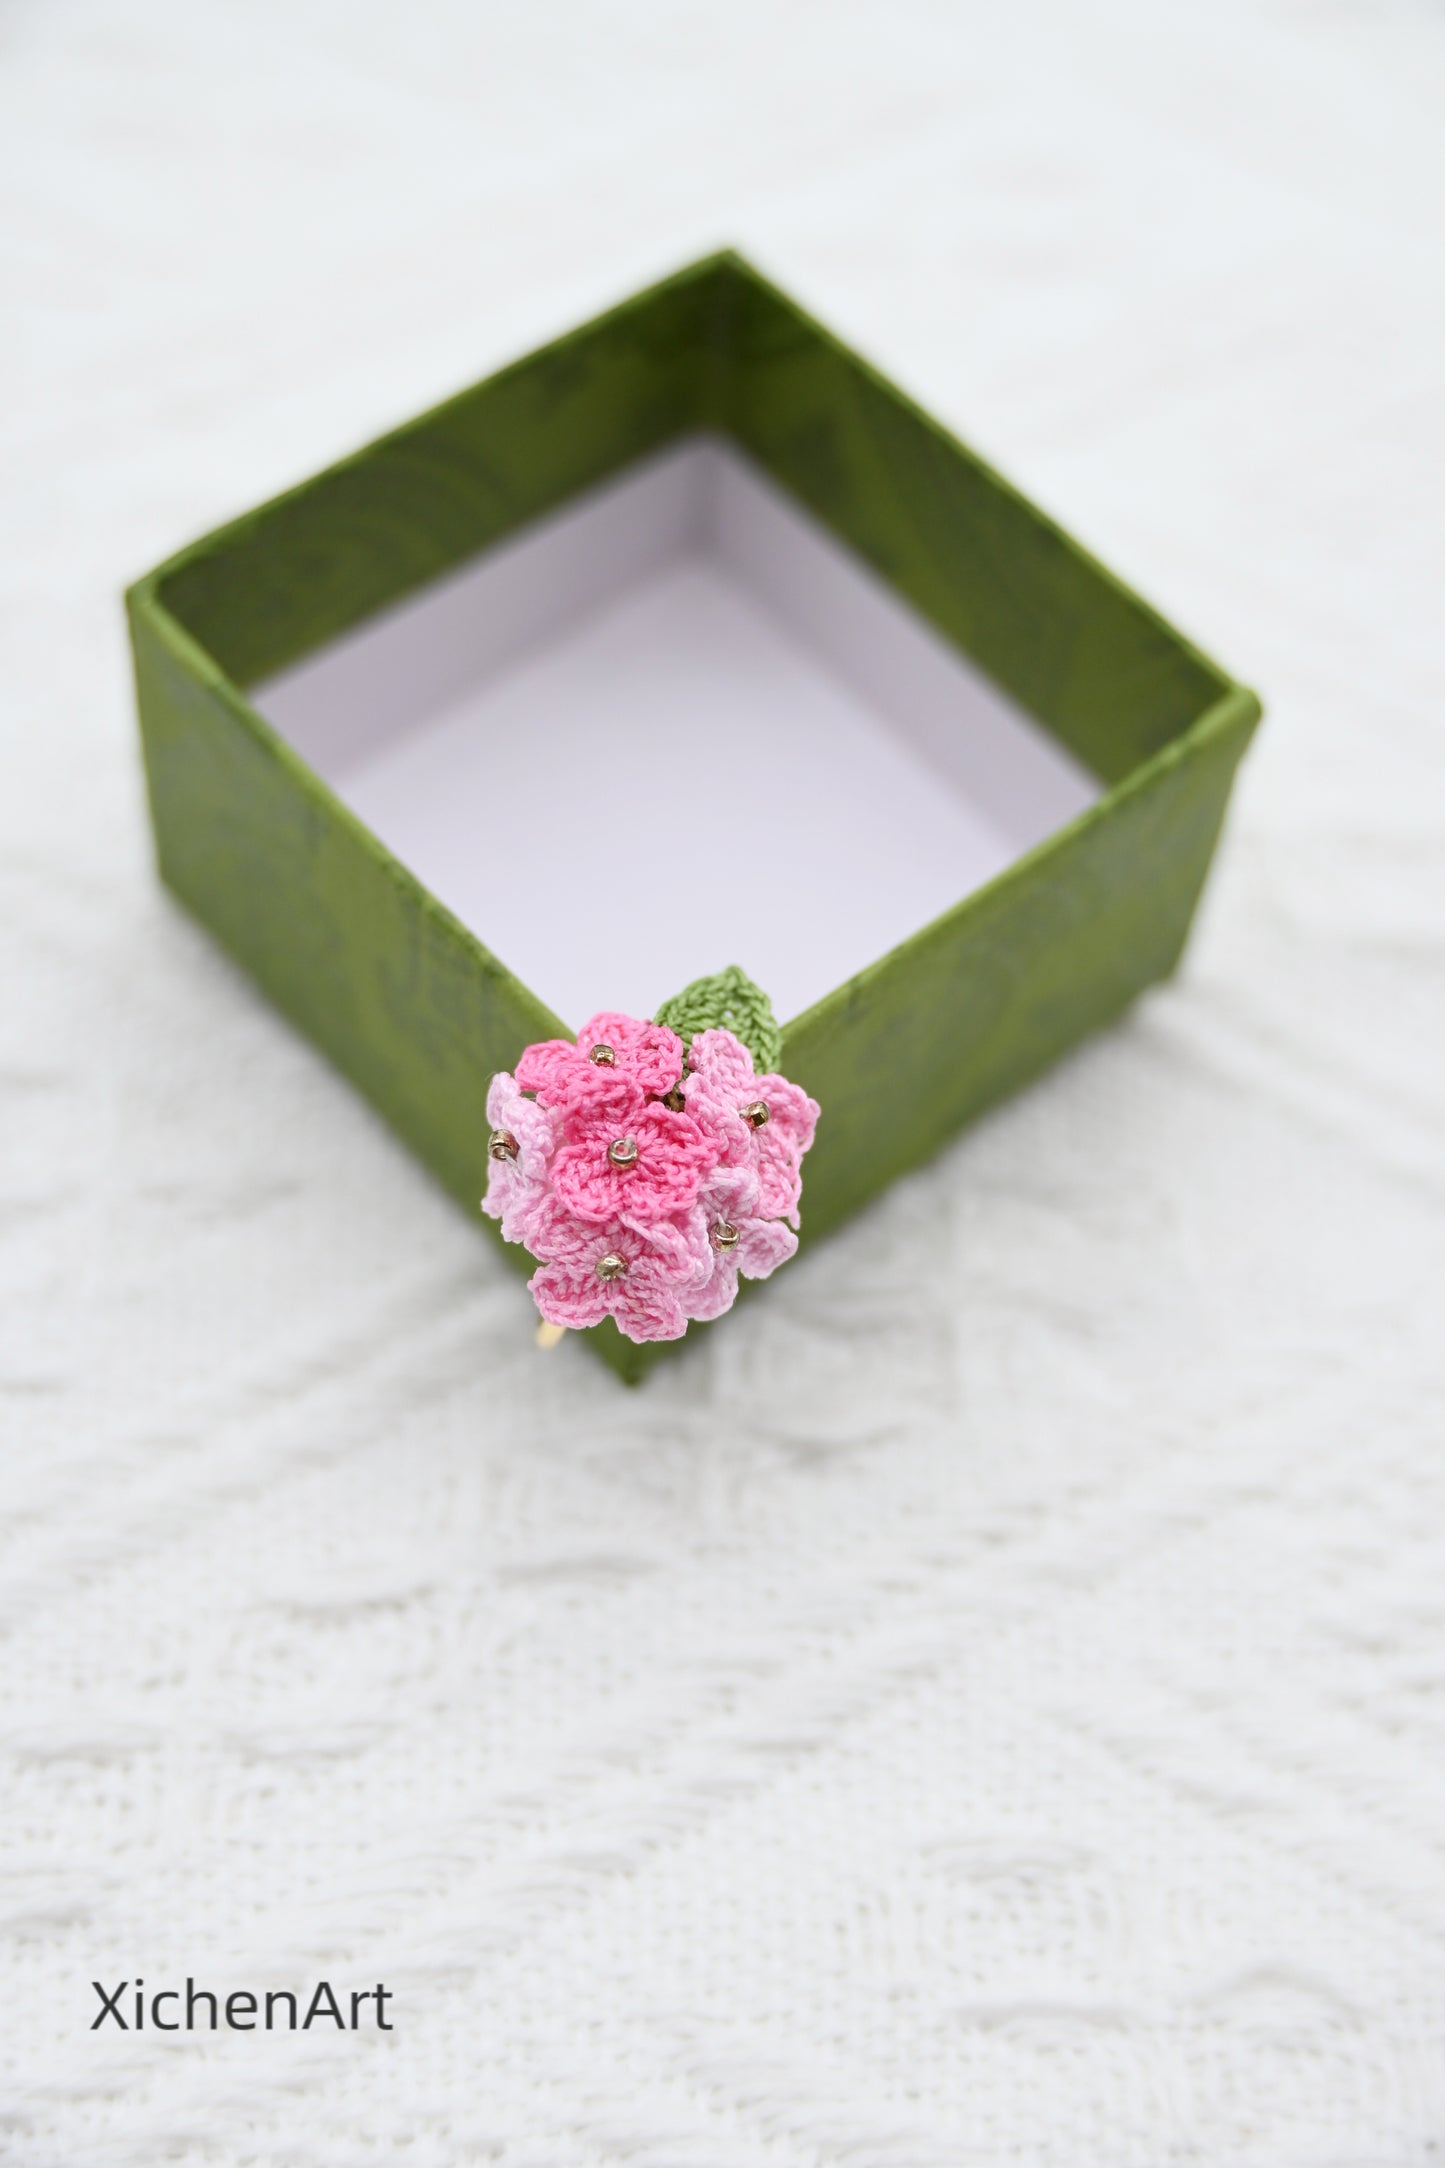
[527,1199,711,1341]
[516,1011,684,1107]
[550,1075,719,1227]
[684,1029,821,1228]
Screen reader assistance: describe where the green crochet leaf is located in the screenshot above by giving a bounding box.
[654,965,782,1075]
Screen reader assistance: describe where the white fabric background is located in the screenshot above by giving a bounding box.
[4,2,1444,2162]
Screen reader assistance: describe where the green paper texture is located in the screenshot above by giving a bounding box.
[127,252,1262,1382]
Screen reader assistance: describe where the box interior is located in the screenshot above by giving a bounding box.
[253,436,1100,1027]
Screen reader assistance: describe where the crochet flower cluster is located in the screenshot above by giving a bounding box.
[482,1010,819,1343]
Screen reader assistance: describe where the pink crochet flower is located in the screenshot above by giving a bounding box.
[750,1075,820,1224]
[527,1199,711,1342]
[483,1000,819,1346]
[688,1161,799,1321]
[684,1029,821,1228]
[516,1012,684,1107]
[689,1218,799,1321]
[551,1075,719,1228]
[480,1071,560,1246]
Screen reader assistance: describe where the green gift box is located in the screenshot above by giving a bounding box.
[126,251,1261,1381]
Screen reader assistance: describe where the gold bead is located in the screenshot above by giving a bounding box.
[712,1219,740,1251]
[589,1042,617,1066]
[595,1251,627,1281]
[740,1100,770,1128]
[488,1128,519,1162]
[607,1135,639,1167]
[662,1084,686,1112]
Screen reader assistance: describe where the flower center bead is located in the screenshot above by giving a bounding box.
[607,1135,639,1168]
[488,1128,519,1161]
[595,1251,627,1281]
[712,1220,740,1251]
[740,1100,770,1128]
[588,1043,617,1066]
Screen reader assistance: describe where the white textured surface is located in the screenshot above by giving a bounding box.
[3,2,1445,2163]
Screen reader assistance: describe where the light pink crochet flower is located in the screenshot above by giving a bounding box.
[684,1029,821,1229]
[688,1161,799,1321]
[551,1074,719,1228]
[527,1199,711,1342]
[480,1071,560,1245]
[516,1012,684,1107]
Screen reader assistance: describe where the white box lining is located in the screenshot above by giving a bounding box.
[254,436,1100,1027]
